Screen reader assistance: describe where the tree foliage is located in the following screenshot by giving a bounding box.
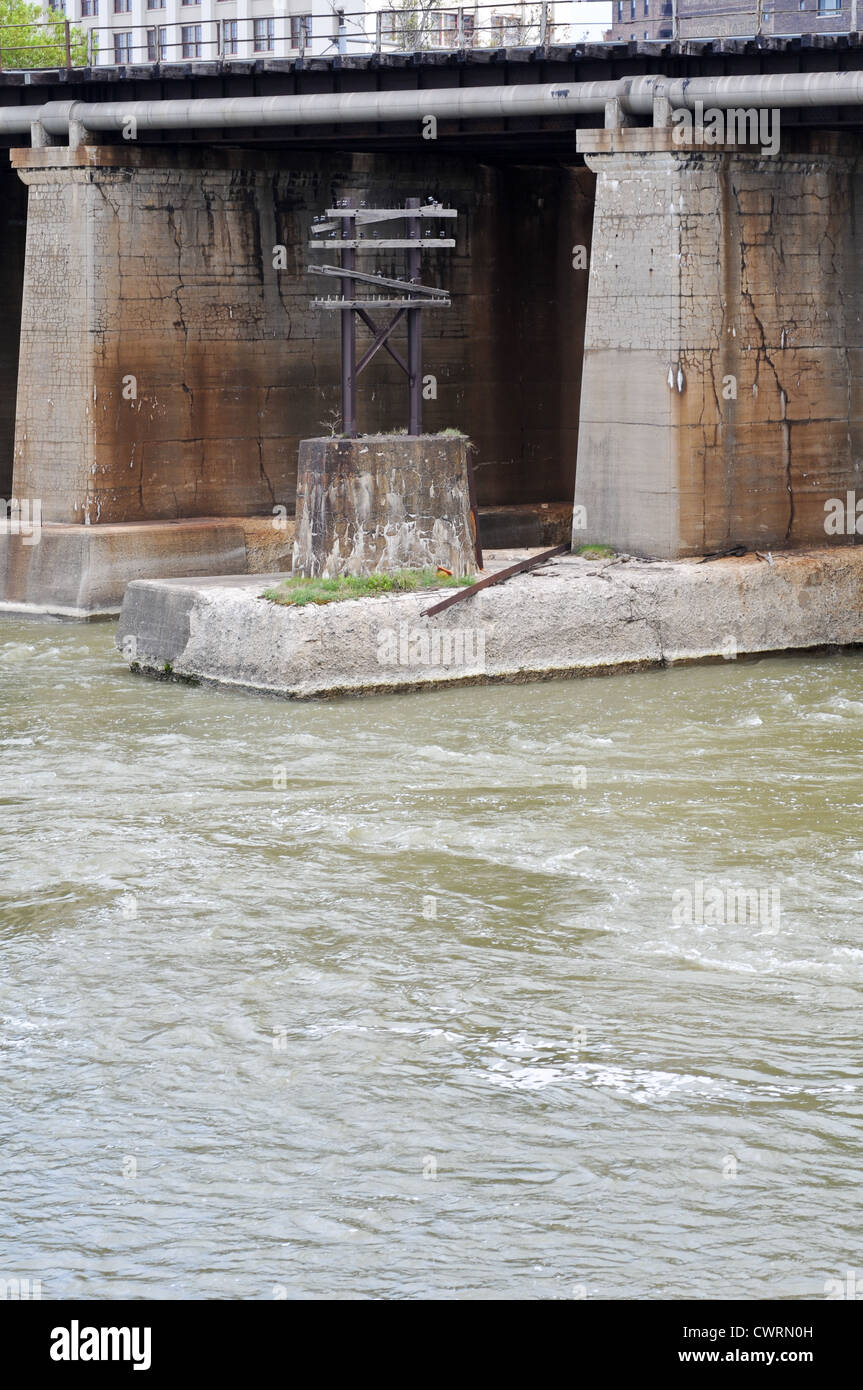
[0,0,87,69]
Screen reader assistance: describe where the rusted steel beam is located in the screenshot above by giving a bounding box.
[422,543,569,617]
[354,307,409,375]
[356,309,407,376]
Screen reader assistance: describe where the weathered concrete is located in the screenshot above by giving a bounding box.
[1,143,590,616]
[477,502,572,549]
[0,516,293,620]
[0,504,560,618]
[574,128,863,559]
[0,167,26,501]
[9,145,589,526]
[116,546,863,699]
[293,435,476,577]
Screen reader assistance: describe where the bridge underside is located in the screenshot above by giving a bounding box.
[3,42,863,612]
[0,140,591,612]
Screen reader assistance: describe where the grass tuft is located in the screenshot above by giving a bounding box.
[575,544,615,559]
[263,568,474,607]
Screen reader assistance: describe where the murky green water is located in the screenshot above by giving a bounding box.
[1,621,861,1300]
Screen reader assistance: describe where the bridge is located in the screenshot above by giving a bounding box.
[3,35,863,614]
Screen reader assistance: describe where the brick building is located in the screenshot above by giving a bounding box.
[605,0,850,42]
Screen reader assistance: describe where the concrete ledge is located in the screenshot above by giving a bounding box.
[115,546,863,700]
[0,516,293,620]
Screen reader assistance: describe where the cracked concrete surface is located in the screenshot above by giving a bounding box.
[574,130,863,560]
[116,546,863,700]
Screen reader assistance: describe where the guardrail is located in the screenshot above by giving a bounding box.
[0,4,858,74]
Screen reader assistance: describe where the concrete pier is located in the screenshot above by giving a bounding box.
[574,129,863,559]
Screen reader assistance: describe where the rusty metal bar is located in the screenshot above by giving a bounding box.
[354,307,409,375]
[340,199,356,437]
[356,309,407,375]
[406,196,422,437]
[422,544,569,618]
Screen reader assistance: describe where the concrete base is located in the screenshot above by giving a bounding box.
[115,546,863,700]
[0,516,294,619]
[293,435,477,578]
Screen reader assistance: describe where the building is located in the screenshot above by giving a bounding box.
[604,0,851,42]
[39,2,610,67]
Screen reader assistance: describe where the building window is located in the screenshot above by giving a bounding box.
[147,25,167,59]
[81,0,97,14]
[290,14,312,47]
[113,0,131,12]
[491,14,520,44]
[253,17,275,51]
[181,23,202,57]
[222,18,238,54]
[146,0,166,8]
[440,10,458,44]
[817,0,840,9]
[644,0,649,11]
[616,0,622,16]
[113,31,132,62]
[629,0,635,17]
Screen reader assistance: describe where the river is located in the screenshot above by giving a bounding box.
[1,620,861,1299]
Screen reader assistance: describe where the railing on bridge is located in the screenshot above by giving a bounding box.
[0,3,859,74]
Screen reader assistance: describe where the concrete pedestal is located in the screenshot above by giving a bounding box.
[574,129,863,559]
[293,435,477,578]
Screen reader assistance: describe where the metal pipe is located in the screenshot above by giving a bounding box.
[3,72,863,139]
[625,72,863,114]
[0,84,619,136]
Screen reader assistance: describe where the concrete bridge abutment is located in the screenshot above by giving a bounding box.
[0,143,590,616]
[573,128,863,559]
[1,144,301,615]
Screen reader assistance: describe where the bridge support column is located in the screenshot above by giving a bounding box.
[574,129,863,558]
[1,145,295,616]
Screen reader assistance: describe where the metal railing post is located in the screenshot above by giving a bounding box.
[64,18,72,69]
[539,1,548,46]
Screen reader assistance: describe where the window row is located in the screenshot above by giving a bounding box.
[111,16,313,60]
